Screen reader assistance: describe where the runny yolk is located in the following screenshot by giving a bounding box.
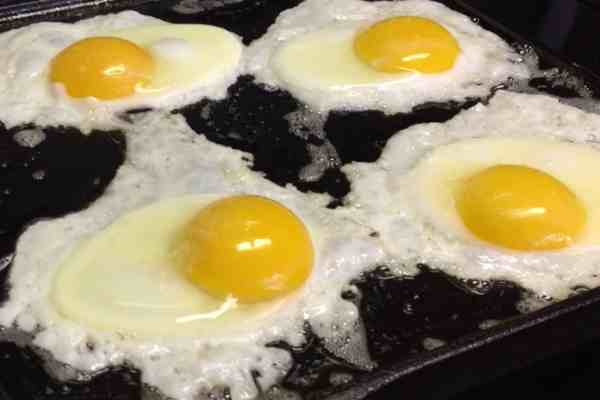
[178,195,314,304]
[353,16,460,74]
[455,165,587,251]
[49,37,154,100]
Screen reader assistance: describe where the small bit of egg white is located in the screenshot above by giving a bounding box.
[284,108,341,182]
[344,90,600,299]
[0,11,243,132]
[246,0,530,114]
[12,128,46,148]
[172,0,246,15]
[422,337,446,350]
[0,112,384,400]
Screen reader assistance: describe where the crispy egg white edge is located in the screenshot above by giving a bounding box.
[0,11,244,132]
[245,0,531,114]
[342,90,600,299]
[0,111,385,400]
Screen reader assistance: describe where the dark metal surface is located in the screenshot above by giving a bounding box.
[1,1,600,399]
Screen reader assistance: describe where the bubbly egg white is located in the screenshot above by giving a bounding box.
[246,0,530,114]
[0,113,384,400]
[0,11,243,131]
[344,90,600,299]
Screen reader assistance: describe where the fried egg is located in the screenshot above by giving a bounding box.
[344,90,600,299]
[0,112,384,400]
[52,194,316,338]
[0,11,243,131]
[247,0,530,114]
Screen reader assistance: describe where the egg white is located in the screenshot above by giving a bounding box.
[246,0,531,114]
[0,112,384,400]
[0,11,243,132]
[344,90,600,299]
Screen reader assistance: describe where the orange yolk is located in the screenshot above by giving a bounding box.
[177,195,314,304]
[353,16,460,74]
[455,165,586,251]
[49,37,154,100]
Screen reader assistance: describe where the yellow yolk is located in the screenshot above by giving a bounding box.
[455,165,587,251]
[178,195,314,303]
[49,37,154,100]
[353,16,460,74]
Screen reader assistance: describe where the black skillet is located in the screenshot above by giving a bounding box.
[1,1,600,399]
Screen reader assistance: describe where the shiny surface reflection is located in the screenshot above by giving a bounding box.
[459,0,600,76]
[447,1,600,398]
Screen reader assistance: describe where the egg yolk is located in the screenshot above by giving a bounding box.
[49,37,154,100]
[353,16,460,74]
[455,165,586,251]
[178,195,314,303]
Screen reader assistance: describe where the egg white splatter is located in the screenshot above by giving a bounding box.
[0,11,243,131]
[0,112,384,400]
[343,90,600,299]
[246,0,530,114]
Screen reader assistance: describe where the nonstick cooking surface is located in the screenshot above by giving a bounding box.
[1,1,600,399]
